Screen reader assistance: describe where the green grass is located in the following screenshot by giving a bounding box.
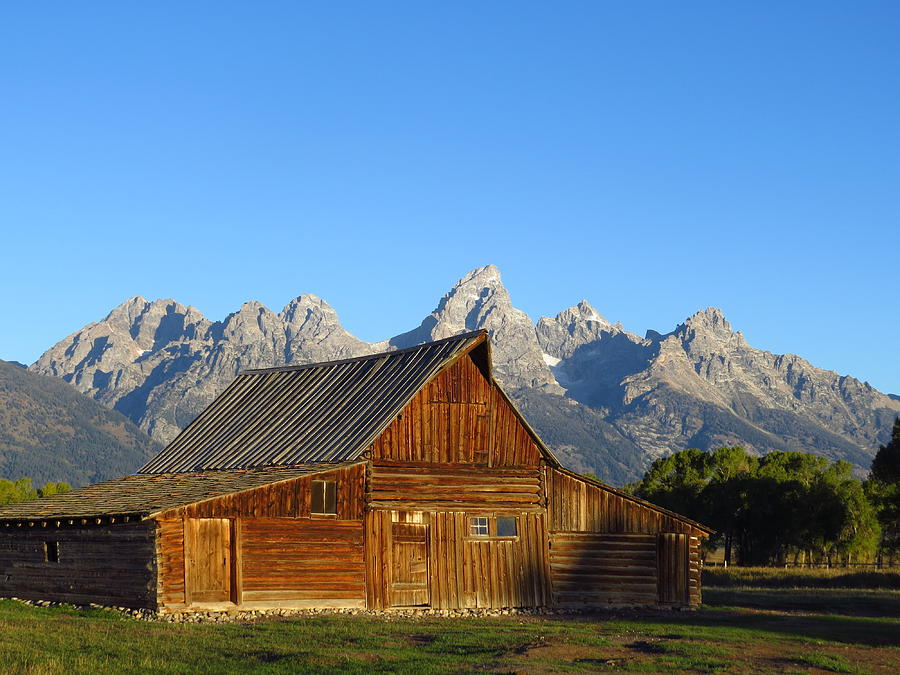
[703,566,900,589]
[703,587,900,618]
[791,652,862,674]
[0,590,897,674]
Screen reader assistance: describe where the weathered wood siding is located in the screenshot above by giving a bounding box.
[657,533,702,606]
[155,464,366,611]
[364,353,553,609]
[0,521,156,609]
[366,510,550,610]
[545,467,700,535]
[368,462,543,511]
[156,516,187,608]
[545,467,706,607]
[159,463,365,520]
[370,355,542,468]
[550,533,658,606]
[241,519,365,608]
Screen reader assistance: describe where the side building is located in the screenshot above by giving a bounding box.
[0,331,710,612]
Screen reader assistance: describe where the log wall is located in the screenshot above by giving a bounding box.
[0,521,156,609]
[241,518,365,608]
[370,355,542,468]
[550,533,658,606]
[545,467,707,607]
[366,509,550,610]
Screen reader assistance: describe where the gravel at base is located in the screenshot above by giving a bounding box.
[2,597,688,623]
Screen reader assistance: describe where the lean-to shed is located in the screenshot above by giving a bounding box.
[0,331,711,612]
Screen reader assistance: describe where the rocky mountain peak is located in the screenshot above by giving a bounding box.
[671,307,747,350]
[536,300,624,361]
[558,300,613,332]
[682,307,732,334]
[388,266,560,391]
[281,295,372,362]
[105,295,149,319]
[281,294,340,330]
[459,264,502,287]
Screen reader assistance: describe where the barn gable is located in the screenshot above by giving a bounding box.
[139,330,555,473]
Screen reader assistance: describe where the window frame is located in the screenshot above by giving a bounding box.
[44,541,60,563]
[496,516,518,538]
[469,516,489,537]
[466,515,519,540]
[310,479,338,517]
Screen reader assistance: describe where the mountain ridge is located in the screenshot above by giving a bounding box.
[28,266,900,483]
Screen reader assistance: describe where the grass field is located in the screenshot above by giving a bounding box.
[703,566,900,590]
[0,587,898,674]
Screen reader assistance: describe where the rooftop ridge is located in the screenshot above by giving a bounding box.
[239,329,488,375]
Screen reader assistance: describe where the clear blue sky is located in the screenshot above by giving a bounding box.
[1,2,898,393]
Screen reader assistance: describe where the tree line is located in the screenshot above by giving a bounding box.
[627,418,900,566]
[0,478,71,506]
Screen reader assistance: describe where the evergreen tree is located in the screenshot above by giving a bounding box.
[868,417,900,558]
[871,417,900,484]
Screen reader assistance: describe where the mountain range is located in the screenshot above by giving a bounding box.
[25,265,900,484]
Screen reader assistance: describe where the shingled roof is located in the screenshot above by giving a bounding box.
[139,331,495,473]
[0,463,360,522]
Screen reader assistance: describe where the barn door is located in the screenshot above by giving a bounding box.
[390,523,429,607]
[186,518,232,604]
[657,533,689,605]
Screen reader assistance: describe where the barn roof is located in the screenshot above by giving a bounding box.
[0,463,360,523]
[139,331,547,473]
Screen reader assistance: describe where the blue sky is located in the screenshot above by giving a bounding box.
[1,2,898,393]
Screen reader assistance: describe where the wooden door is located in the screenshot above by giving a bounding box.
[186,518,232,604]
[657,533,689,605]
[390,523,429,607]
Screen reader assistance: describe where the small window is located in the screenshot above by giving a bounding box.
[469,517,489,536]
[311,480,337,515]
[496,517,518,537]
[44,541,59,563]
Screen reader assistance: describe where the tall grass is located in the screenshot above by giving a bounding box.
[703,566,900,589]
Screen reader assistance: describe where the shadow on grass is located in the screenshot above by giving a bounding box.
[704,587,900,618]
[535,603,900,649]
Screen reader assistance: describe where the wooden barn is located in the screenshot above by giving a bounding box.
[0,331,711,613]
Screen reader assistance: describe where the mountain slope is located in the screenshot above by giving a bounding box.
[0,360,161,486]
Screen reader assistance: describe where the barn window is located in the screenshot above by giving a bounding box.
[311,480,337,515]
[44,541,60,563]
[469,517,489,536]
[496,517,518,537]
